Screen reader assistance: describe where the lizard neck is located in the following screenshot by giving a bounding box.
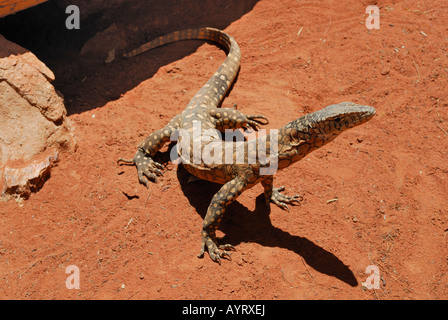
[247,115,340,173]
[246,121,324,174]
[275,119,328,170]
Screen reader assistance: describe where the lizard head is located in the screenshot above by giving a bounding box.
[310,102,376,134]
[276,102,376,164]
[291,102,375,140]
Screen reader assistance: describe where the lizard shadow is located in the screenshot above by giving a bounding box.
[0,0,261,115]
[176,164,358,287]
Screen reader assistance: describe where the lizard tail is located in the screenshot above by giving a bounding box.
[124,27,241,109]
[124,27,234,58]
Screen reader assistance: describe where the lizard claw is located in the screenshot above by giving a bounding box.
[219,250,232,261]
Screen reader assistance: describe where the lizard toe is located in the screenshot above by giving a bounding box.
[137,170,151,187]
[117,158,135,166]
[142,170,158,183]
[247,115,269,125]
[219,244,236,251]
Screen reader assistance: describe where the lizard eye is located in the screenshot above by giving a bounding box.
[334,117,341,123]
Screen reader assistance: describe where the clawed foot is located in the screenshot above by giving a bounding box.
[118,149,164,187]
[198,233,235,265]
[245,115,269,131]
[269,186,303,212]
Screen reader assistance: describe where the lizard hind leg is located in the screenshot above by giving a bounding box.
[198,176,247,264]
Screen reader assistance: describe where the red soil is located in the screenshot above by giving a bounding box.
[1,0,447,299]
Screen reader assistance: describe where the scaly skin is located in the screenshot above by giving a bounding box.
[119,28,376,264]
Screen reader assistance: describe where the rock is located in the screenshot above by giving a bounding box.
[0,35,76,200]
[1,151,59,200]
[0,0,48,18]
[0,35,65,122]
[380,63,390,76]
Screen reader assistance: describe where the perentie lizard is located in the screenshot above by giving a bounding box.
[118,27,376,264]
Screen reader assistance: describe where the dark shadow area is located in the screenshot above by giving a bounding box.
[0,0,260,115]
[176,164,358,287]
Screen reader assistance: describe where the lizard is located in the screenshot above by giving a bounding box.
[118,27,376,264]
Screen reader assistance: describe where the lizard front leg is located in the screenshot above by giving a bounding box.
[198,175,247,264]
[118,115,181,186]
[261,176,303,212]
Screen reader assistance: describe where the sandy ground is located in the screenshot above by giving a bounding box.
[1,0,447,299]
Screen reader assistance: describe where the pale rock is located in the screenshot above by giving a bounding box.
[0,35,76,200]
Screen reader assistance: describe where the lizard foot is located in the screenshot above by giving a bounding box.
[269,186,303,212]
[118,150,164,187]
[198,234,235,265]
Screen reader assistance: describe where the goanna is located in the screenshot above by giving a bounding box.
[119,27,376,264]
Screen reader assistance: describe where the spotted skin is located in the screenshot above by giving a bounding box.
[119,27,376,264]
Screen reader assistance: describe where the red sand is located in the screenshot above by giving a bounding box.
[1,0,447,299]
